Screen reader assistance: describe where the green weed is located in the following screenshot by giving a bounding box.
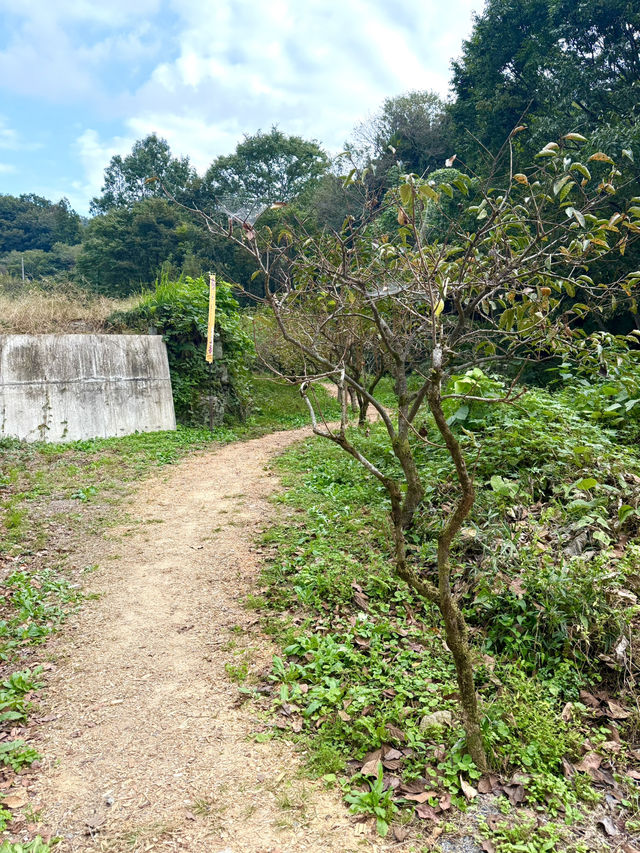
[344,766,398,837]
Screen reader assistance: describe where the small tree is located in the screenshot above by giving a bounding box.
[183,133,639,770]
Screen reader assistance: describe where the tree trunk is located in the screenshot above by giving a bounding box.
[427,361,488,771]
[439,562,487,770]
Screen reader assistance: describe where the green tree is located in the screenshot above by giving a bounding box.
[77,198,196,296]
[0,194,81,253]
[210,134,638,769]
[352,90,453,177]
[202,127,329,205]
[449,0,640,167]
[91,134,197,214]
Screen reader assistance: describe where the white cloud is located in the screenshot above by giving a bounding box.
[124,0,485,165]
[0,1,163,102]
[0,162,16,174]
[0,0,486,211]
[0,118,19,150]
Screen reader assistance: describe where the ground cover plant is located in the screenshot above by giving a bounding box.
[254,379,640,847]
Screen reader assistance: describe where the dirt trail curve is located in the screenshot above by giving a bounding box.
[33,428,389,853]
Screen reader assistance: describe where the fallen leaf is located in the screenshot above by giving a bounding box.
[420,710,453,729]
[382,747,403,760]
[482,841,496,853]
[561,758,575,779]
[478,777,492,794]
[337,710,351,722]
[404,791,438,803]
[185,810,196,821]
[415,803,439,820]
[509,577,526,597]
[579,690,600,708]
[291,718,303,733]
[399,779,426,795]
[393,826,409,842]
[439,791,452,811]
[606,700,630,720]
[3,791,28,809]
[386,725,406,743]
[460,777,478,800]
[361,758,382,777]
[576,752,601,774]
[561,702,573,721]
[597,816,619,837]
[503,784,525,805]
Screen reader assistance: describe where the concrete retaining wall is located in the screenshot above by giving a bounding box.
[0,334,176,443]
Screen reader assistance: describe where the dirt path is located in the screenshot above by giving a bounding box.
[31,428,388,853]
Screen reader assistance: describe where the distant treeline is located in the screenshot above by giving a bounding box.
[1,0,639,327]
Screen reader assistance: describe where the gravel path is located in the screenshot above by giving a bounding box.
[32,428,388,852]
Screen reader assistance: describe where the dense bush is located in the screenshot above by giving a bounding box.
[110,276,254,424]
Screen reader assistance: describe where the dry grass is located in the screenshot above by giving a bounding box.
[0,278,141,334]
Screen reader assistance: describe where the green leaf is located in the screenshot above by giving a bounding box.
[418,183,439,203]
[553,175,571,196]
[558,180,575,202]
[342,168,357,188]
[618,505,636,524]
[574,477,597,491]
[570,162,591,181]
[399,183,412,205]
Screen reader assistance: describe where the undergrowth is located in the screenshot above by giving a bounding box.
[256,381,640,845]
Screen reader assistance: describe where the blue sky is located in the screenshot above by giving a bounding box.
[0,0,485,216]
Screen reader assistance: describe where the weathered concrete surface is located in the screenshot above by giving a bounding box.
[0,334,176,442]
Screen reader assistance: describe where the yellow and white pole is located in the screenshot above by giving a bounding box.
[206,273,217,362]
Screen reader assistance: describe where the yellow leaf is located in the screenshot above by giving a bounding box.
[434,299,445,317]
[588,152,615,165]
[513,173,529,185]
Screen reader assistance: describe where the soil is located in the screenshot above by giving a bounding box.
[29,428,392,853]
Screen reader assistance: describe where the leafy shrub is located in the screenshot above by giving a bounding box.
[555,331,640,443]
[110,276,254,424]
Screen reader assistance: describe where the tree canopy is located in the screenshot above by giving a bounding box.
[90,134,197,215]
[450,0,640,166]
[0,194,81,254]
[202,127,329,205]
